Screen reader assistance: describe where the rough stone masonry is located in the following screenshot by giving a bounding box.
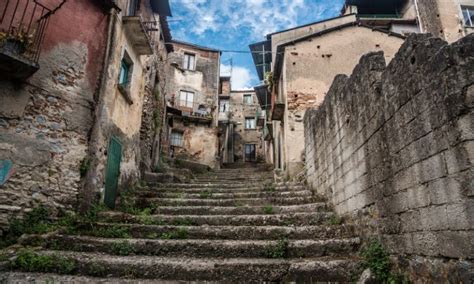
[304,34,473,282]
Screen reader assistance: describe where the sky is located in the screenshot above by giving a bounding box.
[168,0,345,90]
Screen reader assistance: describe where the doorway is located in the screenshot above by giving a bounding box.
[104,136,122,209]
[244,144,256,162]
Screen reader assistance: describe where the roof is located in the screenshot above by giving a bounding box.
[150,0,172,16]
[273,21,405,80]
[171,40,221,53]
[160,16,173,53]
[266,14,355,38]
[249,40,272,81]
[342,0,408,15]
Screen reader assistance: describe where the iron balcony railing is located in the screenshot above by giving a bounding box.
[0,0,64,63]
[177,100,212,119]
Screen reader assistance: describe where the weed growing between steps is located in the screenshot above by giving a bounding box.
[263,182,276,192]
[112,241,135,256]
[360,240,409,283]
[263,205,274,214]
[264,239,289,258]
[160,227,188,239]
[326,215,342,225]
[11,249,76,274]
[199,190,213,199]
[0,206,63,249]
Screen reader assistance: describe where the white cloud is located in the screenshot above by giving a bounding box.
[172,0,337,40]
[221,64,255,90]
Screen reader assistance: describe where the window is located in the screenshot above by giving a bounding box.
[128,0,139,16]
[245,118,256,129]
[183,53,196,70]
[170,131,184,147]
[462,6,474,27]
[179,90,194,108]
[243,94,253,105]
[119,51,133,86]
[219,100,230,112]
[245,144,256,162]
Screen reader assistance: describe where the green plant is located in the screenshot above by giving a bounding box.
[326,215,342,225]
[263,205,274,215]
[93,225,131,238]
[0,26,35,53]
[264,239,289,258]
[79,157,91,178]
[172,218,194,226]
[360,239,408,283]
[146,233,159,239]
[111,240,135,256]
[12,249,76,274]
[160,227,188,240]
[199,190,213,199]
[88,262,107,277]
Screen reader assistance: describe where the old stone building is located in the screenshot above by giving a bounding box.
[218,77,264,165]
[251,15,404,178]
[0,0,173,228]
[342,0,474,42]
[163,40,221,168]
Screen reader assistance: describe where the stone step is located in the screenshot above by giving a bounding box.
[148,182,303,189]
[133,190,313,199]
[99,212,336,226]
[144,184,306,193]
[42,235,360,258]
[192,176,274,181]
[134,196,318,207]
[74,223,357,240]
[21,251,361,282]
[149,203,328,215]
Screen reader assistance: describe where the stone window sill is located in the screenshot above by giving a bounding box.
[117,84,134,105]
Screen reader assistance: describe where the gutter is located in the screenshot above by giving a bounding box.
[413,0,424,33]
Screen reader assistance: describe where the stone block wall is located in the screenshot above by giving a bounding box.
[304,34,473,282]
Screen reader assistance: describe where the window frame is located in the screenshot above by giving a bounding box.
[183,53,196,71]
[179,90,194,109]
[245,117,256,130]
[118,51,133,87]
[243,94,253,105]
[461,6,474,27]
[219,99,230,113]
[170,131,184,147]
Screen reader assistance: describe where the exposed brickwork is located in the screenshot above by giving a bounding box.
[304,34,473,282]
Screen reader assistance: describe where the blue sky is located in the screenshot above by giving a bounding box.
[169,0,345,89]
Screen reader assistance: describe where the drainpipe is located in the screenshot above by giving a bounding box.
[80,7,118,213]
[414,0,424,33]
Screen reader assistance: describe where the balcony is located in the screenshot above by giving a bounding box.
[174,100,213,124]
[256,109,265,127]
[122,16,155,55]
[0,0,64,80]
[271,101,285,121]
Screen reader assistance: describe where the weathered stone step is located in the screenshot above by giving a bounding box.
[72,223,357,240]
[148,182,303,189]
[192,176,273,181]
[21,251,361,282]
[145,184,306,193]
[42,235,360,258]
[134,190,313,199]
[150,203,327,215]
[135,196,318,207]
[99,212,336,226]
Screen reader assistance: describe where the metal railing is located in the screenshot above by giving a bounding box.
[176,100,212,118]
[0,0,65,63]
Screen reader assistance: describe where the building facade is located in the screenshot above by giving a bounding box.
[343,0,474,42]
[218,78,265,165]
[163,41,220,168]
[0,0,172,229]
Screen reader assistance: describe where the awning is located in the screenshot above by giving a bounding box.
[254,85,271,110]
[249,40,271,81]
[150,0,172,16]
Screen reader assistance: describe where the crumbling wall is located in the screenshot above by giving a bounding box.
[304,34,473,282]
[0,0,108,229]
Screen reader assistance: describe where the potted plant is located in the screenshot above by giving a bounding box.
[0,26,34,55]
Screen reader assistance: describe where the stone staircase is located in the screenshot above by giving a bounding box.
[5,167,363,282]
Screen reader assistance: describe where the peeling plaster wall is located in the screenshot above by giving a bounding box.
[304,34,473,282]
[0,0,108,229]
[164,42,220,168]
[277,26,403,177]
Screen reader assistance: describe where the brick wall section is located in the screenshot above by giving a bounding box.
[304,34,473,282]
